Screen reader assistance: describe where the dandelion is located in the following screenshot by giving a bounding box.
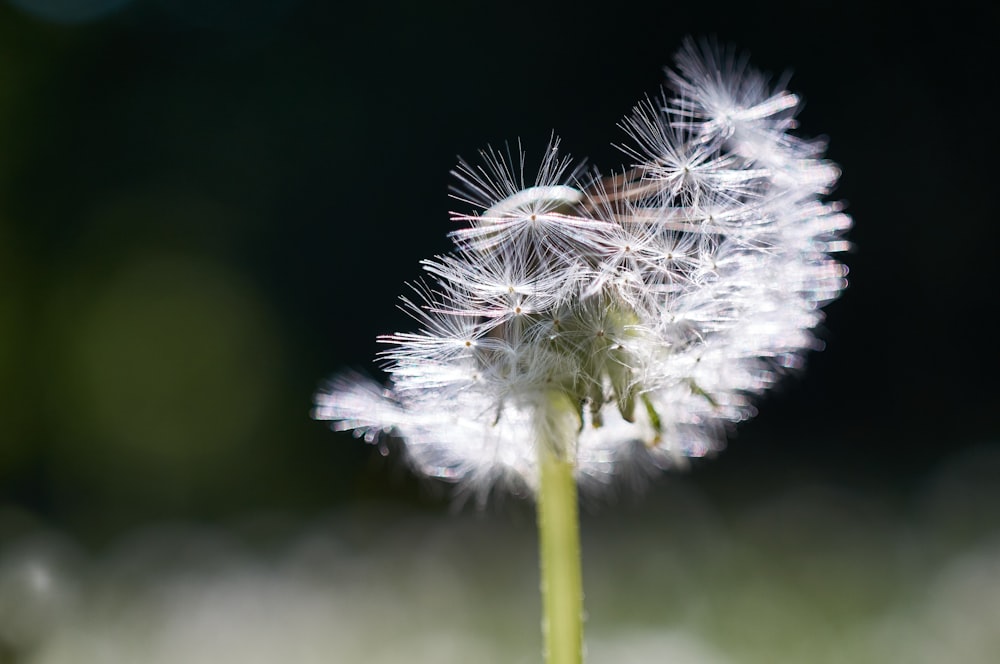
[314,38,850,664]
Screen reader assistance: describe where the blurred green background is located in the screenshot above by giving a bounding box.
[1,0,995,537]
[1,1,999,661]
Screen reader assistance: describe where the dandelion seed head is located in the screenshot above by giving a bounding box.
[315,41,851,500]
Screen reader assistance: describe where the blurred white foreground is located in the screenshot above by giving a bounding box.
[2,444,1000,664]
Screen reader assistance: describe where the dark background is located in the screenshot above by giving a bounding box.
[0,0,997,543]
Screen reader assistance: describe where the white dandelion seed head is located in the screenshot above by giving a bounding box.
[314,41,851,501]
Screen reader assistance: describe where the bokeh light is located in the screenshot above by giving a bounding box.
[48,254,281,483]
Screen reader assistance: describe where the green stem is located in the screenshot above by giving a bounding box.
[537,446,583,664]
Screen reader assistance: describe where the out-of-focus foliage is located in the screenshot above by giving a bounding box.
[0,2,392,536]
[3,445,1000,664]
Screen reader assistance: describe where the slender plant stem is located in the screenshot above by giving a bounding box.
[537,447,583,664]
